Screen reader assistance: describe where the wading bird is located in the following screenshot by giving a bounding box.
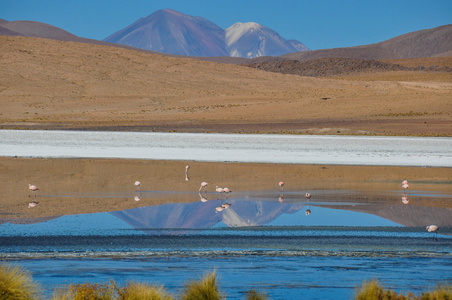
[279,181,284,192]
[28,184,39,198]
[305,193,311,199]
[216,186,224,193]
[134,181,141,190]
[402,180,409,190]
[199,182,208,192]
[426,225,439,240]
[223,187,231,198]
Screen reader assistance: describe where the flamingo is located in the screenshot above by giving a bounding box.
[215,206,224,213]
[223,187,231,198]
[199,182,208,192]
[305,209,311,216]
[134,195,141,201]
[134,181,141,190]
[28,184,39,198]
[279,181,284,192]
[426,225,439,240]
[402,180,409,190]
[215,186,224,198]
[305,193,311,199]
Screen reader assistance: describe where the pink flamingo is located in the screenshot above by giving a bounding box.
[216,186,224,199]
[28,184,39,198]
[199,182,208,192]
[134,181,141,190]
[305,193,311,199]
[402,180,409,190]
[426,225,439,240]
[279,181,284,192]
[223,187,231,198]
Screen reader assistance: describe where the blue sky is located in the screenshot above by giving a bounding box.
[1,0,451,50]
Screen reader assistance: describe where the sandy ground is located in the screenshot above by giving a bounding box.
[1,157,451,223]
[0,36,451,136]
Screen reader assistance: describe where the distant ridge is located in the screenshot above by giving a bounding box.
[280,24,452,62]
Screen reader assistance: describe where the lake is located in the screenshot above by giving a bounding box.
[0,130,451,299]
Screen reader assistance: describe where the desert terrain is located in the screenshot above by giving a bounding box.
[0,36,451,136]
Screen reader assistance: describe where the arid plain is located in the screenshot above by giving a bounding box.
[1,36,451,136]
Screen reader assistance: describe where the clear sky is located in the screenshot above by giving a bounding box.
[1,0,451,50]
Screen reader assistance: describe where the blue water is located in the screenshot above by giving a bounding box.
[1,200,452,299]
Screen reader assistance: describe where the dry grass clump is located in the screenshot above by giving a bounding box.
[117,281,174,300]
[354,279,452,300]
[0,263,42,300]
[245,289,268,300]
[52,281,117,300]
[180,270,223,300]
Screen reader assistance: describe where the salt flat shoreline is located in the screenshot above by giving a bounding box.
[1,130,451,167]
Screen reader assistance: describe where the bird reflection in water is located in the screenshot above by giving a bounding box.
[185,165,190,181]
[133,181,142,201]
[401,195,409,204]
[199,192,208,203]
[28,201,39,208]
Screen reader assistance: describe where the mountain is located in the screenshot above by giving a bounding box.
[0,19,163,55]
[103,9,309,58]
[225,22,309,58]
[103,9,229,57]
[279,24,452,62]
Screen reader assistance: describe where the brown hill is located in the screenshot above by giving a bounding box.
[280,24,452,62]
[246,57,452,77]
[0,36,451,136]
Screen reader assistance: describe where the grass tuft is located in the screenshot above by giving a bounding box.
[52,280,117,300]
[0,262,41,300]
[246,289,268,300]
[354,279,452,300]
[117,281,173,300]
[180,269,223,300]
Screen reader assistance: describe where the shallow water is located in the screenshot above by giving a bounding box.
[1,131,451,299]
[1,196,452,299]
